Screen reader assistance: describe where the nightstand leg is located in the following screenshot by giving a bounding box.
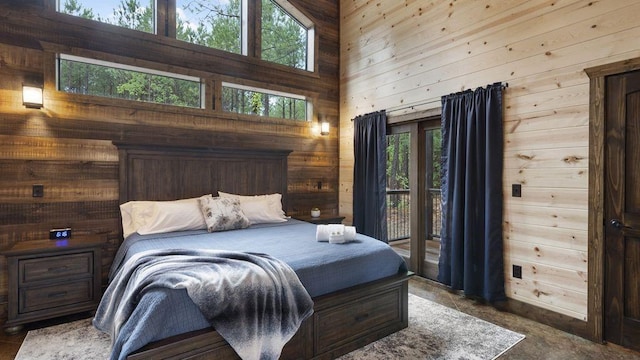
[4,325,24,335]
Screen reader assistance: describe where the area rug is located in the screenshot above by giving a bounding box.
[337,294,525,359]
[15,294,524,360]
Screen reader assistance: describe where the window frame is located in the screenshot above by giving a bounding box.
[261,0,315,71]
[55,0,158,34]
[53,0,315,72]
[57,53,205,109]
[173,0,246,55]
[221,81,312,121]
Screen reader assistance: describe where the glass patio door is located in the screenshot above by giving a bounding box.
[422,125,441,280]
[387,119,441,280]
[386,130,411,262]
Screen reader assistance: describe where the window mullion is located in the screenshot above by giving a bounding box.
[44,0,56,11]
[164,0,176,38]
[247,0,260,59]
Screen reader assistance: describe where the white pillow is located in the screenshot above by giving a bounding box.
[120,195,211,238]
[217,191,287,224]
[198,196,250,232]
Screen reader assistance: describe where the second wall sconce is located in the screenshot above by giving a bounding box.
[320,121,330,135]
[23,84,43,109]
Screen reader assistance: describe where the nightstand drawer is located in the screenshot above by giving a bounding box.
[2,236,104,334]
[20,253,93,284]
[20,279,93,313]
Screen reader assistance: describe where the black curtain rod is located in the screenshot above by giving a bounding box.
[385,99,440,114]
[351,82,508,120]
[444,81,508,98]
[384,81,509,114]
[350,109,386,121]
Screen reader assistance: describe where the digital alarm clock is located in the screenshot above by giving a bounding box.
[49,227,72,240]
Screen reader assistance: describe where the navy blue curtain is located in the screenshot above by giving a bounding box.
[353,111,388,242]
[438,83,506,303]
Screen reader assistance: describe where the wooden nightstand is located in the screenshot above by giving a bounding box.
[294,215,345,225]
[2,235,104,334]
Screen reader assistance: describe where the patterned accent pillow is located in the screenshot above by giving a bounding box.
[198,197,250,232]
[217,191,287,224]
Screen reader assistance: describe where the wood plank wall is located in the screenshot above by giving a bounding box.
[0,0,339,324]
[339,0,640,322]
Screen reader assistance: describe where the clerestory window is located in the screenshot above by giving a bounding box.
[58,0,156,34]
[176,0,243,55]
[222,83,310,121]
[58,54,203,108]
[261,0,314,71]
[56,0,315,72]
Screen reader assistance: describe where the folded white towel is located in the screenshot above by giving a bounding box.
[343,226,356,241]
[316,224,357,244]
[316,224,342,241]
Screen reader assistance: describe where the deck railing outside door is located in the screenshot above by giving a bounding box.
[387,188,441,241]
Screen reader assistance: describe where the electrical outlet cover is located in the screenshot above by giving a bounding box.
[512,264,522,279]
[512,184,522,198]
[32,184,44,197]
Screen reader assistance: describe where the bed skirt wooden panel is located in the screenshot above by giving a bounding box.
[115,142,411,359]
[127,272,411,360]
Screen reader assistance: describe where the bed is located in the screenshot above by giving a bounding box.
[100,142,412,360]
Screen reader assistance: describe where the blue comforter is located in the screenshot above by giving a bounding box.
[94,248,313,360]
[96,219,407,359]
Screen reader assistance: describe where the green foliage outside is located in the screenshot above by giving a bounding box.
[386,129,443,241]
[60,0,199,107]
[429,130,442,189]
[59,58,202,108]
[62,0,154,32]
[221,86,307,120]
[387,132,410,190]
[177,0,242,54]
[386,129,442,191]
[261,0,307,70]
[59,0,309,116]
[61,0,98,20]
[386,129,441,215]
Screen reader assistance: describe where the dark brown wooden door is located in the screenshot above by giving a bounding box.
[604,70,640,351]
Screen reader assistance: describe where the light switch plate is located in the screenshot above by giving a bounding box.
[32,184,44,197]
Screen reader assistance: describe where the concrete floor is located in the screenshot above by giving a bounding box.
[1,277,639,359]
[409,276,640,360]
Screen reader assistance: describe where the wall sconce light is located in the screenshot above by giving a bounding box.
[23,84,43,109]
[320,121,330,136]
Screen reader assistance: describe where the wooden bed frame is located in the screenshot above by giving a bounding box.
[114,142,411,360]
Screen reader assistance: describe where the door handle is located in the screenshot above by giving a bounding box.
[610,219,632,230]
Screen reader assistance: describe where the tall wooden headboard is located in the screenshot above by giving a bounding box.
[114,142,291,207]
